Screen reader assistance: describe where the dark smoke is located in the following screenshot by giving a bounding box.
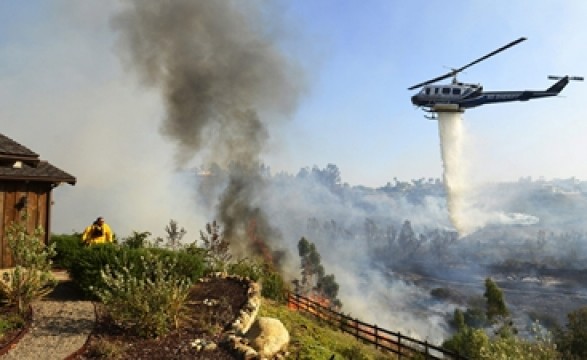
[112,0,306,263]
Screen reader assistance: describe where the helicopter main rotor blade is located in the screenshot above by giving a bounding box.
[408,37,527,90]
[408,72,456,90]
[455,37,526,74]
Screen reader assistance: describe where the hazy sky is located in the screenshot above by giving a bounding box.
[2,1,586,236]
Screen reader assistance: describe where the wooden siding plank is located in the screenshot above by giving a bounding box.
[3,183,17,268]
[38,188,48,244]
[0,183,5,269]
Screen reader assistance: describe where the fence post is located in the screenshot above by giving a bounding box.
[374,324,378,350]
[397,332,402,360]
[424,340,429,359]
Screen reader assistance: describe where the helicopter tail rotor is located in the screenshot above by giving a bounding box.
[548,75,584,81]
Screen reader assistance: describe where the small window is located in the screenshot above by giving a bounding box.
[452,88,461,95]
[425,88,431,95]
[434,88,439,94]
[441,87,450,95]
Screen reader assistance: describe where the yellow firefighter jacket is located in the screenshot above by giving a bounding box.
[82,223,113,245]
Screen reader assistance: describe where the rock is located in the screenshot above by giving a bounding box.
[244,317,289,359]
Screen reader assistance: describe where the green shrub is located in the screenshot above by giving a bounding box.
[93,252,193,337]
[0,218,57,315]
[146,248,206,281]
[121,231,152,249]
[261,267,287,302]
[51,233,84,270]
[0,311,26,337]
[68,245,206,299]
[227,258,288,302]
[68,243,123,298]
[227,258,264,281]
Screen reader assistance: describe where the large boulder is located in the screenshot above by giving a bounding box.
[245,317,289,358]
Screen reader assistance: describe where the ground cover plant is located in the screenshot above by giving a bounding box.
[0,216,56,350]
[259,298,391,360]
[93,252,193,337]
[75,276,248,359]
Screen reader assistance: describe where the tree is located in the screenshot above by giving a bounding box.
[556,306,587,359]
[200,221,232,267]
[442,326,489,359]
[453,308,466,331]
[296,237,342,308]
[164,219,186,250]
[123,231,152,249]
[484,278,509,322]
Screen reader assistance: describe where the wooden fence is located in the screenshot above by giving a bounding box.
[287,292,468,360]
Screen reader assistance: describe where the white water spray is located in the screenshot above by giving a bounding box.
[437,112,469,235]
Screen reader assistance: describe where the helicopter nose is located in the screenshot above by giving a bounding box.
[411,95,419,105]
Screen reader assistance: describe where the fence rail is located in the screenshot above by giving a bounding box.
[287,292,468,360]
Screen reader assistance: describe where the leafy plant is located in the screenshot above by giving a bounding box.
[0,311,26,337]
[484,277,509,322]
[0,217,57,315]
[93,252,193,337]
[227,258,264,280]
[51,233,84,269]
[199,221,232,269]
[121,231,152,249]
[86,337,125,359]
[227,258,288,302]
[555,306,587,359]
[163,219,186,250]
[69,245,206,299]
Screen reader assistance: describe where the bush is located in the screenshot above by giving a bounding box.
[147,248,206,282]
[0,218,57,315]
[227,258,288,302]
[68,243,122,298]
[51,233,84,270]
[121,231,152,249]
[93,252,192,337]
[261,267,287,302]
[68,244,207,299]
[227,258,264,281]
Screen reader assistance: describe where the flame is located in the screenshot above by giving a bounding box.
[288,293,402,353]
[287,292,334,320]
[247,217,274,267]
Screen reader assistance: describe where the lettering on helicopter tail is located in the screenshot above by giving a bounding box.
[484,93,520,101]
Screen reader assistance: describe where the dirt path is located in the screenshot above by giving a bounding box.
[1,273,95,360]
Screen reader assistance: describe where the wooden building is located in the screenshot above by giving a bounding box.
[0,133,76,268]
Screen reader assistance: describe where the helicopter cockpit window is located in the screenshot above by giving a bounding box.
[441,87,451,95]
[425,88,431,95]
[452,88,462,95]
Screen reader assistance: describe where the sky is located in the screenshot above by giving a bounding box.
[1,0,586,237]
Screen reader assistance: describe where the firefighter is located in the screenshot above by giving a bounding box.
[82,216,113,245]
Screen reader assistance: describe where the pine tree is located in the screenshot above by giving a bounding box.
[484,277,509,321]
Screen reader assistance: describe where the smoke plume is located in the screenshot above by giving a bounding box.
[437,112,469,235]
[112,0,306,263]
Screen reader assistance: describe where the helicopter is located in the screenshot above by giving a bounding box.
[408,37,583,119]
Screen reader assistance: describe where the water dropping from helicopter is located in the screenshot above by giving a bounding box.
[437,112,469,235]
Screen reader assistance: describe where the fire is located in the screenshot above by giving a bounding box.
[247,217,274,267]
[287,291,337,321]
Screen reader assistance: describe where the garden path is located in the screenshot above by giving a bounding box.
[1,271,95,360]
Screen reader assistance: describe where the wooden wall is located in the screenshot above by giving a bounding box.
[0,181,52,268]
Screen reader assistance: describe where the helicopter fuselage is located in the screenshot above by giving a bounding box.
[410,76,571,113]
